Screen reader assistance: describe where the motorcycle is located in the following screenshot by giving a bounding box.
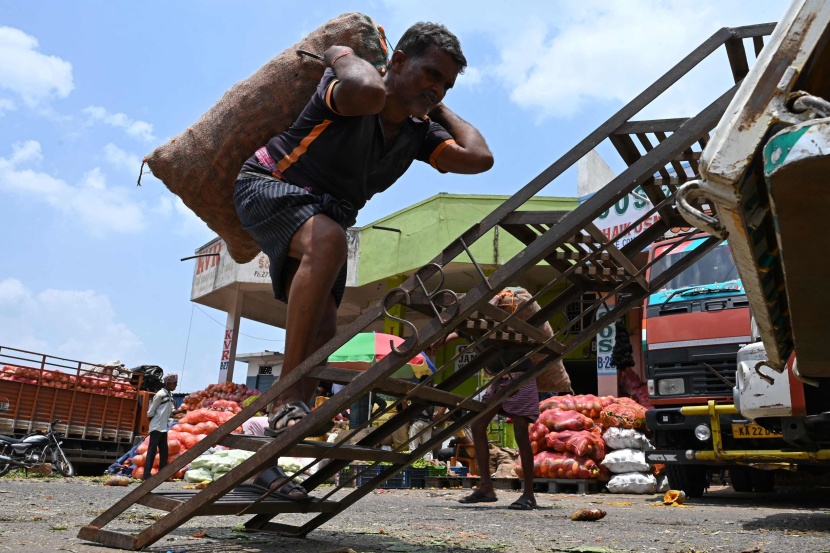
[0,419,75,477]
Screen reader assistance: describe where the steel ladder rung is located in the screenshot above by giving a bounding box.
[219,434,411,464]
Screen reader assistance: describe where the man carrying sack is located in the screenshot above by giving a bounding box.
[233,21,493,500]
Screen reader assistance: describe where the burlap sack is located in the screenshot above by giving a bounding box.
[489,288,572,393]
[533,355,574,394]
[488,444,519,478]
[145,13,388,263]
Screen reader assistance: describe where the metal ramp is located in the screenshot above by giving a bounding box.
[78,22,775,550]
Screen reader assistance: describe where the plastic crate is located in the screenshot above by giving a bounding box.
[409,468,428,488]
[426,465,448,477]
[356,465,410,489]
[450,467,469,478]
[338,466,357,487]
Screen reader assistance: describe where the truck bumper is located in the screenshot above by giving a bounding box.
[648,401,830,465]
[646,448,830,465]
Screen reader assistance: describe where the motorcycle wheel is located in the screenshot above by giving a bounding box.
[47,446,75,477]
[0,462,11,477]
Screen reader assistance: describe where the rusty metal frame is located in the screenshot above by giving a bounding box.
[76,23,775,551]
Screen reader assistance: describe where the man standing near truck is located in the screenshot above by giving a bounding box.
[143,374,177,480]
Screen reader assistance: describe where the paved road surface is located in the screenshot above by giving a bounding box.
[0,476,828,553]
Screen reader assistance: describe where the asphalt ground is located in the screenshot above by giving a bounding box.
[0,475,829,553]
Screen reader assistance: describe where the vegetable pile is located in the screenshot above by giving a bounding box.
[600,397,648,430]
[131,433,187,480]
[129,407,245,480]
[539,394,616,420]
[178,381,259,413]
[0,364,137,398]
[184,449,255,482]
[522,393,654,482]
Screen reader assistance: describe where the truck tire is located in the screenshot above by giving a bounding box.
[751,468,775,493]
[666,464,707,498]
[729,466,754,492]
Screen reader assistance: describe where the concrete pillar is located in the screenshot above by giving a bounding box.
[218,287,244,383]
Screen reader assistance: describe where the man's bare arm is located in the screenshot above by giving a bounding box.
[324,45,386,116]
[429,103,494,174]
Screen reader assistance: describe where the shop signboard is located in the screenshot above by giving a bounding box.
[455,344,477,371]
[582,185,659,249]
[595,304,618,376]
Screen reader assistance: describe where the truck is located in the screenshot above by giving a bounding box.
[646,0,830,495]
[643,233,760,496]
[0,346,152,471]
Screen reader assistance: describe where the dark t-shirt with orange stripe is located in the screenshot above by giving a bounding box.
[241,68,455,213]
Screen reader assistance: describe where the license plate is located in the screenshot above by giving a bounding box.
[731,423,780,439]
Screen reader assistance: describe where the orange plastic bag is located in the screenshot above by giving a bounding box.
[522,451,599,479]
[538,407,594,432]
[544,430,606,461]
[600,400,648,429]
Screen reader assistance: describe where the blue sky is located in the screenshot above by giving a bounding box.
[0,1,788,393]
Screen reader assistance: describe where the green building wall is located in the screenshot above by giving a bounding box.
[353,193,596,449]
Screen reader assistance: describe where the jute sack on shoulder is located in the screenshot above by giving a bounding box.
[490,288,573,393]
[145,12,388,263]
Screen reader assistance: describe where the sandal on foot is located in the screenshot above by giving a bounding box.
[265,400,334,438]
[458,489,497,503]
[508,496,537,510]
[251,466,310,502]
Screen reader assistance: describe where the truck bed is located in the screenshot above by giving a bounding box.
[0,346,149,465]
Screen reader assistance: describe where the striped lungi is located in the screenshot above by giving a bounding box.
[233,171,356,306]
[483,373,540,420]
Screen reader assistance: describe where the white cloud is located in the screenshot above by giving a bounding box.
[104,143,144,176]
[380,0,787,120]
[457,66,482,89]
[0,278,144,364]
[98,144,210,237]
[154,195,173,216]
[0,97,14,115]
[171,196,213,238]
[0,26,73,108]
[0,141,146,234]
[84,105,155,142]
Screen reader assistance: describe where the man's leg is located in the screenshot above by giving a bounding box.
[459,403,501,502]
[512,416,537,507]
[408,419,428,452]
[272,213,346,414]
[251,215,344,499]
[157,433,169,471]
[143,431,160,480]
[421,425,434,460]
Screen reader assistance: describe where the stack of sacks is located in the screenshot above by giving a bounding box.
[600,398,666,493]
[130,407,244,479]
[539,394,617,423]
[185,454,316,483]
[517,395,615,481]
[184,449,255,482]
